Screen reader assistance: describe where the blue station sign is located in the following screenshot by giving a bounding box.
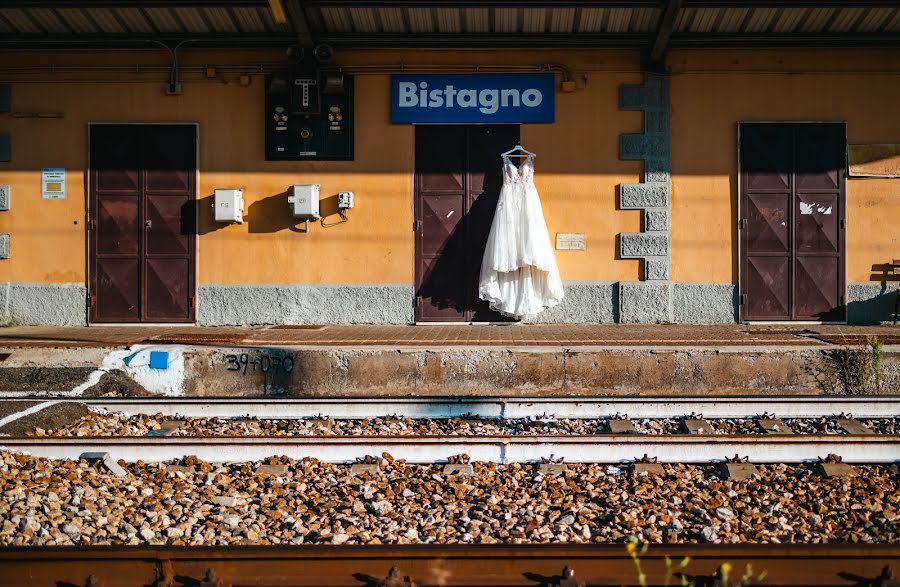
[391,73,555,124]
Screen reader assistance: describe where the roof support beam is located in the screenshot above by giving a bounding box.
[649,0,682,65]
[283,0,315,48]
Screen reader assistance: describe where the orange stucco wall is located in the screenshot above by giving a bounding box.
[1,47,899,291]
[0,48,642,286]
[669,49,900,285]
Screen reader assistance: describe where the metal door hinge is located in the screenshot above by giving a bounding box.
[413,220,421,232]
[88,292,96,308]
[191,295,196,310]
[840,218,845,230]
[739,218,747,230]
[740,293,747,306]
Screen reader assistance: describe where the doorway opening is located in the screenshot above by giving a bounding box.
[739,122,846,322]
[88,124,197,323]
[414,125,519,323]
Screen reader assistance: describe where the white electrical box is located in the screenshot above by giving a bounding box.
[288,183,320,219]
[0,185,9,211]
[338,191,354,209]
[213,188,244,223]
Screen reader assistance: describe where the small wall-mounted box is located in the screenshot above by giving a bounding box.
[288,184,320,219]
[0,185,9,211]
[338,191,354,209]
[213,188,244,223]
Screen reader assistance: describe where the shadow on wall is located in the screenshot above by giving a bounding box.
[248,190,307,234]
[848,279,900,324]
[195,194,225,235]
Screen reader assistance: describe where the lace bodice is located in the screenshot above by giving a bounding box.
[502,153,535,185]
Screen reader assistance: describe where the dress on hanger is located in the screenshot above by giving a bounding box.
[478,152,564,320]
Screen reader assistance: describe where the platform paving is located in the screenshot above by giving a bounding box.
[2,323,899,348]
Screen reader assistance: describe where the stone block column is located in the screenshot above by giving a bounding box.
[617,73,672,323]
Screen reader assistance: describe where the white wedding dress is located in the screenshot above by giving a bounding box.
[478,153,564,320]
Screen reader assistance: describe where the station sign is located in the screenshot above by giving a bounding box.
[391,73,555,124]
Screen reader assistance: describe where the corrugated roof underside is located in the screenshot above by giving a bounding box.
[0,5,291,36]
[0,3,898,42]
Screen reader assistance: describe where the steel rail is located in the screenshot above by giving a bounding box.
[1,544,897,587]
[1,434,896,464]
[2,395,897,419]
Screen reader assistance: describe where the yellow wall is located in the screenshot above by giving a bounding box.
[669,49,900,284]
[2,47,899,290]
[0,48,642,286]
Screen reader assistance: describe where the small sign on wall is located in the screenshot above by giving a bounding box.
[41,168,66,199]
[556,233,585,250]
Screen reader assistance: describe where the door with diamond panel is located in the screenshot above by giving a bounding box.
[739,123,845,321]
[415,125,519,322]
[89,124,196,323]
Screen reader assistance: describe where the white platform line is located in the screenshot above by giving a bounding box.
[0,401,60,429]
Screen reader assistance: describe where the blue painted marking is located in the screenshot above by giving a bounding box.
[149,351,169,370]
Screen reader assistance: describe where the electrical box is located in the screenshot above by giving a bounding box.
[338,191,354,209]
[0,185,9,211]
[213,188,244,223]
[288,184,320,219]
[264,61,354,161]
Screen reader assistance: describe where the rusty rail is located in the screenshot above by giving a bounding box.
[1,433,897,464]
[1,544,898,586]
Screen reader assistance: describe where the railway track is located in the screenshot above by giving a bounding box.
[2,544,898,586]
[4,395,898,419]
[2,433,897,463]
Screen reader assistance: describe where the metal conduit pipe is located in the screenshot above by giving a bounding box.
[0,62,577,83]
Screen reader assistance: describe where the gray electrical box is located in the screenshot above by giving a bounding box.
[0,185,9,211]
[0,135,9,162]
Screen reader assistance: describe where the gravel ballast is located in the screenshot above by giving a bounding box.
[25,413,900,437]
[1,452,896,547]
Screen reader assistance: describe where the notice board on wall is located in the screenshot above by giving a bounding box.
[41,168,66,199]
[849,144,900,178]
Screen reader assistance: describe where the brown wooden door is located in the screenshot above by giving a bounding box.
[739,122,845,321]
[415,125,519,322]
[89,124,196,323]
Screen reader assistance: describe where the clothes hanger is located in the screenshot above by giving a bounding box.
[501,143,536,158]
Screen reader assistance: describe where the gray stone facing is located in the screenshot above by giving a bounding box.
[526,281,618,324]
[620,232,669,258]
[618,281,673,323]
[644,258,670,281]
[198,283,415,326]
[0,282,87,325]
[644,159,670,183]
[0,234,8,259]
[619,81,663,110]
[620,133,669,160]
[847,281,900,324]
[619,183,669,209]
[673,283,738,324]
[644,209,669,232]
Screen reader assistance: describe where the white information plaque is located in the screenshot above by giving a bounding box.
[41,168,66,200]
[556,233,585,250]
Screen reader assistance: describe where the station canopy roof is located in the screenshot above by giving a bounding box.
[1,0,898,55]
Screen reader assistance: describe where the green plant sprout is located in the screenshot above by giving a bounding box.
[627,537,768,587]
